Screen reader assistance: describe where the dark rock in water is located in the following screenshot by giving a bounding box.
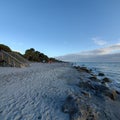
[104,89,117,100]
[79,81,108,91]
[80,67,91,73]
[74,66,80,70]
[98,73,105,76]
[71,65,120,119]
[89,76,100,82]
[74,66,91,73]
[79,80,118,101]
[90,69,92,71]
[116,90,120,95]
[101,81,109,88]
[102,77,111,83]
[94,84,109,92]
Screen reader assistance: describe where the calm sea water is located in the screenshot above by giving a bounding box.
[73,62,120,85]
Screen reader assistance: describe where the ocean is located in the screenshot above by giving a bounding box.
[73,62,120,90]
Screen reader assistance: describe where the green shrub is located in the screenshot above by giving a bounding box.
[0,44,12,52]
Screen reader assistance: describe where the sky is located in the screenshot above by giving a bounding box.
[57,43,120,62]
[0,0,120,57]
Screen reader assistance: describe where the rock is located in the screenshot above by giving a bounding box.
[101,81,109,87]
[90,69,92,72]
[80,67,91,73]
[62,94,99,120]
[104,89,117,100]
[98,73,105,76]
[70,103,98,120]
[79,81,95,90]
[79,81,109,92]
[81,91,91,98]
[70,112,82,120]
[79,80,117,100]
[87,113,98,120]
[74,66,91,73]
[116,90,120,95]
[62,95,78,114]
[90,73,95,76]
[89,76,100,82]
[74,66,80,70]
[102,77,111,83]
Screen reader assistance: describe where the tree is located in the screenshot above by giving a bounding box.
[0,44,12,52]
[24,48,60,63]
[24,48,49,62]
[24,48,35,61]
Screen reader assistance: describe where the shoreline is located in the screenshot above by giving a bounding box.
[72,62,120,84]
[0,63,120,120]
[62,65,120,120]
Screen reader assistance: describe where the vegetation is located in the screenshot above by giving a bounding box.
[24,48,49,62]
[0,44,12,52]
[0,44,61,63]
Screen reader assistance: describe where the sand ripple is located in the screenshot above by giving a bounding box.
[0,63,80,120]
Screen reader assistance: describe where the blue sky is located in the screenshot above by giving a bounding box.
[0,0,120,57]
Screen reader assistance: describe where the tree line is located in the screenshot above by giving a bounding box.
[0,44,61,63]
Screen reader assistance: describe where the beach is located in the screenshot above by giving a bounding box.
[0,63,80,120]
[0,63,120,120]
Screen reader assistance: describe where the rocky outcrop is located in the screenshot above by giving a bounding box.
[62,94,98,120]
[89,76,100,82]
[62,65,120,120]
[98,73,105,76]
[104,89,117,100]
[74,66,92,73]
[102,77,111,83]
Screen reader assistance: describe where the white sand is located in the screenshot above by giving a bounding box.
[0,63,80,120]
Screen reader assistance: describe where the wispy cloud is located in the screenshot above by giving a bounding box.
[92,37,107,46]
[57,43,120,62]
[79,43,120,55]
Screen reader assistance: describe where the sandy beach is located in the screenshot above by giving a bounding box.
[0,63,120,120]
[0,63,80,120]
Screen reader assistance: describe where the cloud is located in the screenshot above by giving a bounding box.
[92,37,107,46]
[99,43,120,54]
[79,43,120,55]
[57,43,120,62]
